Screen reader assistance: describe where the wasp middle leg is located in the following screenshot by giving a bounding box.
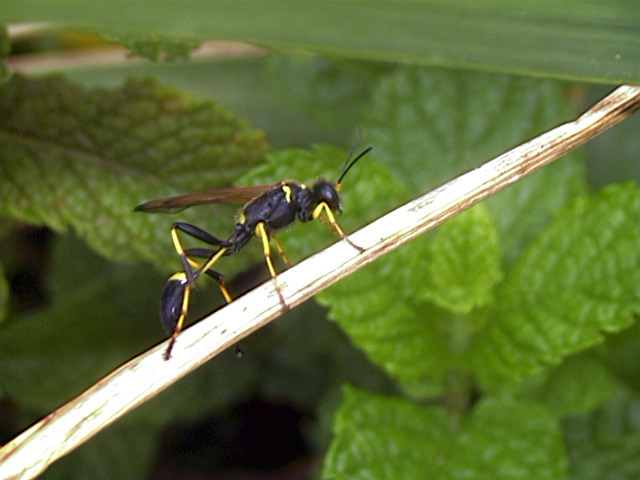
[255,222,289,310]
[162,223,232,359]
[160,262,230,360]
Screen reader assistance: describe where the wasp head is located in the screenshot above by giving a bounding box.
[313,179,342,213]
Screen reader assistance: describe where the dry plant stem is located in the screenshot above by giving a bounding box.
[6,37,267,73]
[2,84,640,480]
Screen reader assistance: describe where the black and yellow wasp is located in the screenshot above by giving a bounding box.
[135,143,371,359]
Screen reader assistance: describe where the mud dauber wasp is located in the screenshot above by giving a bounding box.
[135,140,371,359]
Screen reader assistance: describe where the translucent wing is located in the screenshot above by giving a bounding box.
[134,184,277,213]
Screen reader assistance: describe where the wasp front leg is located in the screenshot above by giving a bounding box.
[312,202,365,253]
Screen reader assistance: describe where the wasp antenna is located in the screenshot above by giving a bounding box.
[337,130,371,185]
[338,129,362,180]
[337,146,371,186]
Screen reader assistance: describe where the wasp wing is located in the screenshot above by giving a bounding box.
[134,184,277,213]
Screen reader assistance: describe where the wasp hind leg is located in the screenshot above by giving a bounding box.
[185,248,233,303]
[171,221,232,286]
[255,222,289,310]
[161,253,233,360]
[185,247,247,357]
[160,272,191,360]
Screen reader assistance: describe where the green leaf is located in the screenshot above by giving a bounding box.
[322,249,451,398]
[565,389,640,480]
[443,396,567,480]
[323,387,567,480]
[522,355,617,418]
[473,183,640,387]
[486,152,587,266]
[3,1,640,84]
[322,386,451,480]
[421,204,502,314]
[570,433,640,480]
[364,67,587,264]
[0,74,266,268]
[596,321,640,393]
[60,54,355,150]
[367,67,547,192]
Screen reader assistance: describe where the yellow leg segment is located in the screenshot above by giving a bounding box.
[172,222,230,297]
[255,222,288,309]
[164,273,192,360]
[187,257,233,304]
[171,227,183,253]
[271,232,292,269]
[312,202,365,252]
[165,228,233,359]
[198,247,228,277]
[171,226,196,285]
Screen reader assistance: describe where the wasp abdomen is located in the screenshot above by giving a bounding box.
[160,273,188,335]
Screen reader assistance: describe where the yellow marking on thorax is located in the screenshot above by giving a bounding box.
[281,183,293,203]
